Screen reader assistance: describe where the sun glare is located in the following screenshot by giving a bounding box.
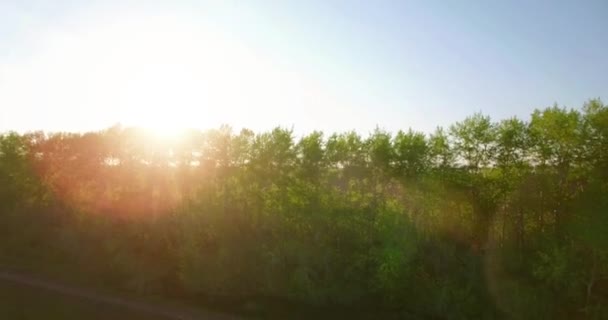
[140,121,187,142]
[95,15,226,133]
[0,12,302,133]
[0,7,344,135]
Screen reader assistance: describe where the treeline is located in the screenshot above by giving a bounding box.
[1,99,607,319]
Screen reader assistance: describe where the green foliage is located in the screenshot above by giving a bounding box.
[1,99,607,318]
[393,129,429,177]
[450,113,496,170]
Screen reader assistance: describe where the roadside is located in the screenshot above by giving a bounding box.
[0,269,242,320]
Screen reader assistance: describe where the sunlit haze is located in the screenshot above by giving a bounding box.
[1,2,608,318]
[1,0,607,135]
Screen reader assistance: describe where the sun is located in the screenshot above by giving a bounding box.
[143,123,183,141]
[131,114,192,142]
[0,10,330,133]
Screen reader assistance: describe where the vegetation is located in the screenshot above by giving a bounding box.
[1,99,607,319]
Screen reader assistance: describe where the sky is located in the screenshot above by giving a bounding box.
[0,0,607,135]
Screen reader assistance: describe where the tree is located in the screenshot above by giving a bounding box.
[1,99,607,318]
[393,129,429,178]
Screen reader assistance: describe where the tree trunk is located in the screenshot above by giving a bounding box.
[585,252,598,311]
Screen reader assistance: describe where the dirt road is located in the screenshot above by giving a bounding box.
[0,270,241,320]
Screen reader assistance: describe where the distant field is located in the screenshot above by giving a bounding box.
[0,281,170,320]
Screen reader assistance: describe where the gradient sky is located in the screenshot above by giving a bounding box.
[1,0,607,134]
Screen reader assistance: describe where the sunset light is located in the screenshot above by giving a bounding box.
[1,8,334,133]
[1,1,607,319]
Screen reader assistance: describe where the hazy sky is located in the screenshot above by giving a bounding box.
[1,0,607,134]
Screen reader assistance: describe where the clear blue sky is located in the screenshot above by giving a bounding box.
[1,0,606,134]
